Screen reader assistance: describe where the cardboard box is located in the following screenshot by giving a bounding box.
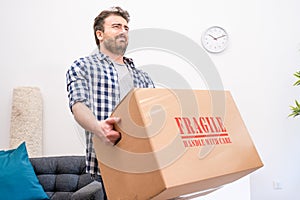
[93,88,263,200]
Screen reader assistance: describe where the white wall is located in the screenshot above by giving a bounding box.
[0,0,299,199]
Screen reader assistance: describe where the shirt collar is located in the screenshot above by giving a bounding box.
[94,50,134,67]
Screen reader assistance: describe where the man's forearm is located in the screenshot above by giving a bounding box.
[72,102,99,134]
[71,102,121,145]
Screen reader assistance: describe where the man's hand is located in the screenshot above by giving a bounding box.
[72,102,121,145]
[95,117,121,145]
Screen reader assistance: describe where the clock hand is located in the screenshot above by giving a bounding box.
[208,34,217,40]
[216,35,227,40]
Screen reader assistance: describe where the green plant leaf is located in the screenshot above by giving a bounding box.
[296,100,300,107]
[289,71,300,118]
[293,71,300,86]
[289,100,300,118]
[294,71,300,78]
[294,80,300,86]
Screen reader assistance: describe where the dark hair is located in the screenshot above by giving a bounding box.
[93,6,130,48]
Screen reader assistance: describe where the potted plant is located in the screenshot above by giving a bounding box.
[289,71,300,117]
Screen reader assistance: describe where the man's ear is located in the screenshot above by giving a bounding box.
[96,30,104,42]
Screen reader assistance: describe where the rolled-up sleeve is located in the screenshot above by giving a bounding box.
[66,60,90,112]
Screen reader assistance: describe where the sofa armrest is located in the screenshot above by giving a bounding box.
[71,181,104,200]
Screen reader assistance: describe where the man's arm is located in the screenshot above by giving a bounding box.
[72,102,121,145]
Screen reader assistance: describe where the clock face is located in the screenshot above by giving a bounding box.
[201,26,229,53]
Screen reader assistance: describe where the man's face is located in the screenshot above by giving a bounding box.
[100,15,129,56]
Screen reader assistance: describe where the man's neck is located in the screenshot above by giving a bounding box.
[100,48,124,64]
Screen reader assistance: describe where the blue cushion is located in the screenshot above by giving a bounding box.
[0,142,49,200]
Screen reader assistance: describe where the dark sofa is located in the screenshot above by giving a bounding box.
[30,156,104,200]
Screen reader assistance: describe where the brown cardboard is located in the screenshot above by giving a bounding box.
[93,88,263,200]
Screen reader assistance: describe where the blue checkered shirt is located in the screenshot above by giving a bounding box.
[66,51,155,176]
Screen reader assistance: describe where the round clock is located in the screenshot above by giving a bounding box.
[201,26,229,53]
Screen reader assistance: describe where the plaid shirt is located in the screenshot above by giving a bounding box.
[66,51,155,176]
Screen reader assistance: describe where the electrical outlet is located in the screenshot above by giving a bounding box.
[273,180,283,190]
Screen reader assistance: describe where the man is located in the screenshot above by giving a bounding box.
[66,6,155,199]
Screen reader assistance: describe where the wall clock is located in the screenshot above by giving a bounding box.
[201,26,229,53]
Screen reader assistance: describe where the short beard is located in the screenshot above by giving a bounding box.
[103,35,128,56]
